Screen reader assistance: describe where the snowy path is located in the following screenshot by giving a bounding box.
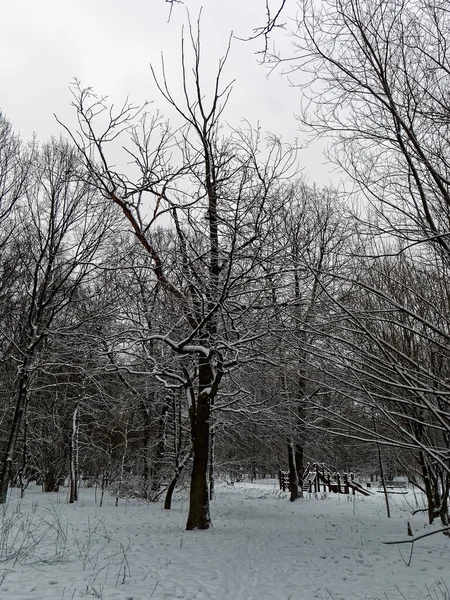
[0,482,448,600]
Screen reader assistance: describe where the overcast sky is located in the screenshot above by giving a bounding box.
[0,1,336,185]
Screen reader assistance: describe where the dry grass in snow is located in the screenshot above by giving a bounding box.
[0,481,448,600]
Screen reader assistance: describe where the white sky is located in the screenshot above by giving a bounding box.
[0,0,336,185]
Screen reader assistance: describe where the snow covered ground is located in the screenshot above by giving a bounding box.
[0,480,448,600]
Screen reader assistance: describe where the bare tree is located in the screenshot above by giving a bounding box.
[0,139,113,503]
[0,113,29,232]
[62,22,296,528]
[273,0,450,525]
[296,248,450,525]
[289,0,450,256]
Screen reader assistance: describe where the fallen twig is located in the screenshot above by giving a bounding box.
[383,526,450,545]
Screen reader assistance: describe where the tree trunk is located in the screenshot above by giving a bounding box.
[43,468,60,493]
[417,451,449,526]
[0,365,29,504]
[141,402,151,485]
[295,443,304,498]
[69,405,79,503]
[186,358,211,530]
[164,451,192,510]
[377,441,390,518]
[99,474,108,508]
[186,400,210,529]
[164,476,178,510]
[438,471,450,527]
[288,438,299,502]
[439,489,449,527]
[372,413,390,518]
[209,425,215,501]
[19,412,28,499]
[151,404,167,496]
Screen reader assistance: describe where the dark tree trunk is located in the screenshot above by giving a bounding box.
[99,474,108,507]
[416,451,450,526]
[186,400,211,528]
[164,452,192,510]
[377,441,390,518]
[438,470,450,527]
[186,358,212,530]
[185,90,220,530]
[141,402,151,485]
[209,427,215,501]
[0,366,29,504]
[417,451,436,524]
[69,405,79,503]
[151,404,167,494]
[164,476,178,510]
[295,443,304,497]
[295,445,303,482]
[43,468,60,493]
[165,393,191,510]
[287,439,299,502]
[372,413,390,518]
[295,377,306,497]
[439,487,449,527]
[19,413,28,499]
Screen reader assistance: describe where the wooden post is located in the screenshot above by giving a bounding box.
[315,463,320,493]
[336,472,341,494]
[344,472,349,495]
[350,472,355,495]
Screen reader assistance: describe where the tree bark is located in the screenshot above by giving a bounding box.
[43,468,60,493]
[287,438,299,502]
[19,412,28,499]
[69,404,79,503]
[377,441,390,518]
[164,451,192,510]
[186,358,212,530]
[151,403,167,496]
[295,443,304,497]
[0,364,30,504]
[164,477,178,511]
[209,427,215,501]
[141,401,151,486]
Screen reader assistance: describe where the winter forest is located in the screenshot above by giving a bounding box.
[1,1,450,598]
